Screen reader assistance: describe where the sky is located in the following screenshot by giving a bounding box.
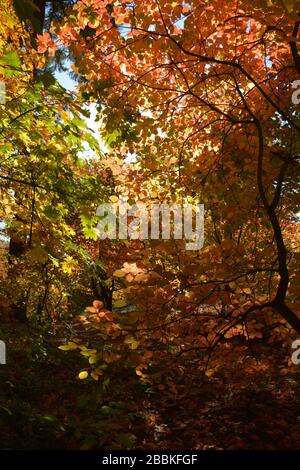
[55,64,107,154]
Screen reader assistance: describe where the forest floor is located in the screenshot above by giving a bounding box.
[1,319,300,450]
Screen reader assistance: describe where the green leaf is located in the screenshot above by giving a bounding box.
[0,51,21,69]
[83,226,99,240]
[37,71,56,88]
[41,415,57,423]
[100,405,113,415]
[115,433,136,450]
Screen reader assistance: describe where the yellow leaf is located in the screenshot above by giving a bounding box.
[205,369,215,377]
[243,288,252,295]
[114,299,127,308]
[80,348,97,357]
[124,336,139,350]
[85,306,98,313]
[89,355,98,364]
[113,269,126,278]
[78,371,88,380]
[58,342,78,351]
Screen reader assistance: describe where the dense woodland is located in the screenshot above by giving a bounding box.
[0,0,300,450]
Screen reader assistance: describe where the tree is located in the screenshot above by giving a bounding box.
[48,0,300,336]
[0,0,109,320]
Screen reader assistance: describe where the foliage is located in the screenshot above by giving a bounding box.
[0,0,300,450]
